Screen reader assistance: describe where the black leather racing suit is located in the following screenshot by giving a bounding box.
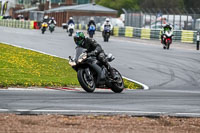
[82,37,115,78]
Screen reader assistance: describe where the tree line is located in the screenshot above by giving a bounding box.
[96,0,200,14]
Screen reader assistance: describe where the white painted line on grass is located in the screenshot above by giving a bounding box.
[1,41,149,90]
[123,76,149,90]
[1,108,200,117]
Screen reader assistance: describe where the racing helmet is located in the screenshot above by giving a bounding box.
[90,17,94,21]
[106,18,110,22]
[164,23,172,31]
[74,32,85,46]
[44,15,48,19]
[69,17,73,20]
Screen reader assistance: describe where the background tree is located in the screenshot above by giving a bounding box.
[96,0,139,14]
[139,0,184,9]
[96,0,200,14]
[183,0,200,8]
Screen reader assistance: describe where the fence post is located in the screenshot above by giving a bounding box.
[197,31,200,50]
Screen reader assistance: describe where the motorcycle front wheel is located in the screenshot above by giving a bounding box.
[42,28,45,34]
[77,68,95,93]
[167,42,170,49]
[111,68,124,93]
[50,28,54,33]
[89,32,93,38]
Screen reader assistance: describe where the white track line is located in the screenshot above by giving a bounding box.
[0,109,200,117]
[1,41,149,90]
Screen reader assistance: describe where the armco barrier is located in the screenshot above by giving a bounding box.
[133,28,141,38]
[75,24,197,43]
[181,30,194,43]
[125,26,133,37]
[113,26,119,37]
[115,27,196,43]
[0,21,197,43]
[141,28,151,40]
[0,19,35,29]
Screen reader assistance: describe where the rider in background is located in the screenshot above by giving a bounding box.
[102,18,113,30]
[48,17,57,25]
[87,17,96,33]
[68,17,75,25]
[161,23,173,44]
[42,15,49,23]
[102,18,113,35]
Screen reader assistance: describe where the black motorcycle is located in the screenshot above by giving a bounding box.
[69,47,124,93]
[49,23,55,33]
[103,25,111,42]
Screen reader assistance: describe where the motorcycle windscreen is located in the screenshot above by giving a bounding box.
[74,46,86,61]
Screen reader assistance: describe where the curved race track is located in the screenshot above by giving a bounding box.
[0,26,200,117]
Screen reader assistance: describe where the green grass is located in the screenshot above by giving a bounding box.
[123,79,142,89]
[0,43,142,89]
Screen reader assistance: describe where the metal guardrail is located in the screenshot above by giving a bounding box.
[0,19,35,29]
[75,24,197,43]
[0,20,196,43]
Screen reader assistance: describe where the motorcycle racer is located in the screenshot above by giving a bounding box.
[161,23,173,44]
[74,31,117,80]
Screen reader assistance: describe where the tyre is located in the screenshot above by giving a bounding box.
[69,29,73,36]
[89,34,93,38]
[104,36,106,42]
[107,36,109,42]
[104,35,108,42]
[167,42,170,49]
[42,28,45,34]
[110,68,124,93]
[77,69,95,93]
[89,31,94,38]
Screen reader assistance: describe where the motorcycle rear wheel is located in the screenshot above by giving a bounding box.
[77,69,95,93]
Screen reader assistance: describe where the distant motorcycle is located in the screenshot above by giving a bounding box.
[68,23,75,36]
[162,31,173,49]
[62,23,68,30]
[88,25,96,38]
[103,25,111,42]
[41,22,48,34]
[49,23,55,33]
[69,47,124,93]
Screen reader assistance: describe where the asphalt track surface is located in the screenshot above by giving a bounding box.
[0,26,200,117]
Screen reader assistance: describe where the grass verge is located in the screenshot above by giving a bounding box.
[0,43,142,89]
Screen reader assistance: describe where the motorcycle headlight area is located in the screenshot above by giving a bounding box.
[78,53,87,63]
[69,60,76,66]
